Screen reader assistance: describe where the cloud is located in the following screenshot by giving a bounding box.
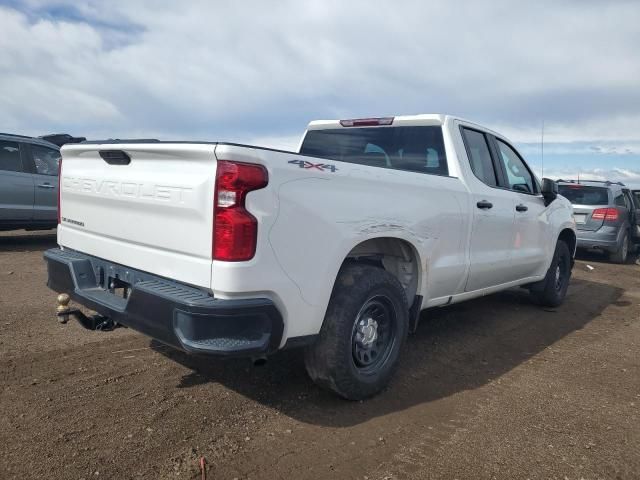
[543,167,640,187]
[517,141,640,156]
[1,0,639,143]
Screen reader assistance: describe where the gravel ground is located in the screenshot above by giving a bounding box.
[1,230,639,480]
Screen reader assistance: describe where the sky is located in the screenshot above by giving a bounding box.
[1,0,639,186]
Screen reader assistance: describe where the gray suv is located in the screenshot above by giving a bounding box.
[0,133,61,231]
[557,180,640,263]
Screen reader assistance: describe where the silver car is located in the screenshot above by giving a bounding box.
[557,180,640,263]
[0,133,60,231]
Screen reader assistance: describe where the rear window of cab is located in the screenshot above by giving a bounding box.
[300,126,448,176]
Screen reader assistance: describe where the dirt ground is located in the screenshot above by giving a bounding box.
[1,230,639,480]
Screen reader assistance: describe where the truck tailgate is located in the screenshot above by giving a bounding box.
[58,143,217,289]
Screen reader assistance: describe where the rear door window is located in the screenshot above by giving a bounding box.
[300,126,448,176]
[558,185,609,205]
[31,145,61,176]
[0,140,24,173]
[460,128,498,186]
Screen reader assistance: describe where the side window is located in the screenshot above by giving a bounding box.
[614,194,626,208]
[0,140,24,173]
[461,128,497,186]
[495,139,536,194]
[31,145,61,176]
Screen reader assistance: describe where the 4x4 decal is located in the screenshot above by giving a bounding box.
[288,159,338,173]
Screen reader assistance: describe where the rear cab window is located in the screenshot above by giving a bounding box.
[299,126,448,176]
[558,185,609,205]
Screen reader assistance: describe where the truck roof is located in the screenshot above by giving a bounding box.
[305,114,512,144]
[307,113,447,130]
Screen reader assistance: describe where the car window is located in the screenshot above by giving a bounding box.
[613,193,627,208]
[0,140,24,173]
[633,191,640,208]
[300,126,449,176]
[31,144,61,176]
[461,128,497,186]
[558,185,609,205]
[495,139,536,194]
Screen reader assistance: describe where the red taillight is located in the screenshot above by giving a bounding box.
[592,208,619,222]
[57,156,62,224]
[213,160,268,261]
[339,117,394,127]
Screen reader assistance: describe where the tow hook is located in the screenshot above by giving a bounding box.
[55,293,120,331]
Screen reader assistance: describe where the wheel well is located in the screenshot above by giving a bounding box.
[559,228,576,257]
[342,238,420,304]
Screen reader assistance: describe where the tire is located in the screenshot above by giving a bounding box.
[609,230,629,264]
[304,264,409,400]
[530,240,572,307]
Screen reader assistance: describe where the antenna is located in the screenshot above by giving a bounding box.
[540,120,545,178]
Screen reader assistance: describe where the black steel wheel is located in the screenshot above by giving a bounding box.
[305,264,409,400]
[530,240,572,307]
[351,295,398,375]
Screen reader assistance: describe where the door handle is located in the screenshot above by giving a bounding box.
[37,183,55,189]
[516,204,528,212]
[476,200,493,209]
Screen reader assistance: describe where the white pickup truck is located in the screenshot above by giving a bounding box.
[45,114,576,399]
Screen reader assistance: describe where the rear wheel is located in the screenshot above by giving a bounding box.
[530,240,572,307]
[609,231,629,264]
[304,264,409,400]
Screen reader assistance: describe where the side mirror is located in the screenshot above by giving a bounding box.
[541,178,558,206]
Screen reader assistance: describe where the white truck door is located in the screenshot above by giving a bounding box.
[459,127,516,292]
[492,137,549,280]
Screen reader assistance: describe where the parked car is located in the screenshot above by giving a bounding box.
[0,133,61,231]
[39,133,86,148]
[45,114,576,399]
[557,180,640,263]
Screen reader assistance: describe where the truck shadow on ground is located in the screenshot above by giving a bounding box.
[0,231,57,252]
[155,277,621,428]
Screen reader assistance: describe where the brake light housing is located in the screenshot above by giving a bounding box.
[339,117,394,127]
[213,160,268,261]
[592,208,619,222]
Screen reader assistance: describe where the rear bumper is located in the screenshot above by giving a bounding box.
[44,248,284,356]
[576,227,621,252]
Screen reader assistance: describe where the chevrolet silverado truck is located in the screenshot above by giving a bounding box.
[45,114,576,400]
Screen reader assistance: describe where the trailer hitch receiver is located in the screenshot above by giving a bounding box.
[55,293,119,331]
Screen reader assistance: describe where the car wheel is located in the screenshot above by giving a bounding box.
[304,264,409,400]
[530,240,572,307]
[609,231,629,264]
